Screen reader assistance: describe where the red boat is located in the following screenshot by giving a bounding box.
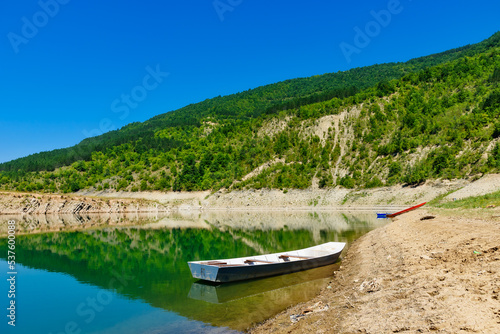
[386,202,426,218]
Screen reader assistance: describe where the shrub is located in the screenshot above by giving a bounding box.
[366,177,383,188]
[339,176,355,189]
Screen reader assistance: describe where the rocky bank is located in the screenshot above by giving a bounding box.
[0,191,171,215]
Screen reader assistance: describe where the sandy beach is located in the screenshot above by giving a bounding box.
[250,209,500,333]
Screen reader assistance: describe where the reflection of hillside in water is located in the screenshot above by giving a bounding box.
[0,210,383,238]
[0,211,383,331]
[0,212,168,235]
[201,211,383,253]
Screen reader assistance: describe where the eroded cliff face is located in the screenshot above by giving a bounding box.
[0,192,171,215]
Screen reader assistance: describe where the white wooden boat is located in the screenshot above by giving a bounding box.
[188,242,346,283]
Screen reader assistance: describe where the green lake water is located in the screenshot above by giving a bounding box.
[0,211,385,333]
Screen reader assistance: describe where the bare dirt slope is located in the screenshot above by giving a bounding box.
[443,173,500,201]
[250,210,500,333]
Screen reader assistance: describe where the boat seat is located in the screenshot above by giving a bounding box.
[244,259,275,264]
[279,255,312,260]
[204,261,227,265]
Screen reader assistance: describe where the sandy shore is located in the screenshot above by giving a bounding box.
[250,209,500,333]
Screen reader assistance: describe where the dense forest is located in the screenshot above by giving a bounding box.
[1,32,500,193]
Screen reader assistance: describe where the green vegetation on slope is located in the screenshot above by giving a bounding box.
[1,32,500,193]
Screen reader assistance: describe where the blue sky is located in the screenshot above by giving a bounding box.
[0,0,499,163]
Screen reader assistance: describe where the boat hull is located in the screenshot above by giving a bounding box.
[386,202,426,218]
[188,242,345,283]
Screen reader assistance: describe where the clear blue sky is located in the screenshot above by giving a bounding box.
[0,0,499,163]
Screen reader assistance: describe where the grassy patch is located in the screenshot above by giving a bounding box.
[341,191,368,205]
[427,189,458,207]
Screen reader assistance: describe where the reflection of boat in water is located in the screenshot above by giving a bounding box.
[188,262,340,304]
[188,242,345,283]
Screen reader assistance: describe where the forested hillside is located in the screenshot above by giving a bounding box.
[1,32,500,193]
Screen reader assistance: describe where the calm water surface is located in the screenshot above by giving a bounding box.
[0,211,385,333]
